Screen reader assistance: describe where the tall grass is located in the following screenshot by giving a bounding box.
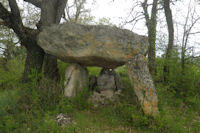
[0,56,200,132]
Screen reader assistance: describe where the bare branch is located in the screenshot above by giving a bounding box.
[185,55,200,61]
[181,0,191,50]
[74,0,86,22]
[64,0,76,21]
[56,0,68,23]
[187,17,200,35]
[8,0,25,34]
[180,0,200,70]
[142,0,150,27]
[125,14,144,24]
[0,46,6,50]
[24,0,42,8]
[150,0,158,23]
[189,31,200,35]
[0,3,12,28]
[63,0,91,23]
[0,1,38,47]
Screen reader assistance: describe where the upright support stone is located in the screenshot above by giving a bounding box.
[96,68,123,97]
[97,68,116,92]
[126,54,159,116]
[64,63,88,97]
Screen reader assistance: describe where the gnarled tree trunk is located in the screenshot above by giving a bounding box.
[22,38,44,83]
[43,54,59,81]
[40,0,60,80]
[0,0,67,82]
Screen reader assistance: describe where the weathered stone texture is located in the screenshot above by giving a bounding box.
[38,22,148,68]
[37,22,159,116]
[97,68,116,91]
[64,63,88,97]
[126,54,159,116]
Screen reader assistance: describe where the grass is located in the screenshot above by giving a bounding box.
[0,57,200,132]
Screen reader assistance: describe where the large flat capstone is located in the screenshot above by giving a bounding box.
[37,22,148,68]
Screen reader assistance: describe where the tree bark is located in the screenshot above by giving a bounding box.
[148,0,158,75]
[40,0,67,81]
[0,0,67,82]
[142,0,158,75]
[0,1,45,83]
[163,0,174,81]
[43,54,59,81]
[22,37,44,83]
[148,23,157,75]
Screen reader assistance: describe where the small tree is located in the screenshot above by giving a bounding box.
[180,0,200,73]
[142,0,159,75]
[163,0,174,81]
[0,0,67,82]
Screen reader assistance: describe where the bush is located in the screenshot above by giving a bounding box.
[1,55,200,132]
[70,81,92,110]
[0,57,24,91]
[155,55,200,103]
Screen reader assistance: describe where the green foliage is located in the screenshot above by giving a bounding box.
[0,57,24,91]
[155,53,200,108]
[87,66,101,76]
[70,81,92,110]
[97,17,114,26]
[0,90,18,116]
[57,60,69,81]
[0,56,200,132]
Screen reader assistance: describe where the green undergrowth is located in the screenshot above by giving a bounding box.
[0,57,200,133]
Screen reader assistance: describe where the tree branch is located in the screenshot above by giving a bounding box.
[56,0,68,23]
[0,46,6,50]
[142,0,150,27]
[8,0,25,37]
[24,0,42,8]
[164,0,174,59]
[189,31,200,35]
[0,3,12,28]
[0,1,38,47]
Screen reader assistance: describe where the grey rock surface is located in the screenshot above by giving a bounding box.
[89,75,97,90]
[88,90,122,108]
[55,113,74,126]
[38,22,148,68]
[64,63,88,97]
[37,22,159,116]
[97,68,117,91]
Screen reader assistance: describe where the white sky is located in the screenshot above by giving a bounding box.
[88,0,147,33]
[89,0,131,23]
[1,0,200,56]
[87,0,200,56]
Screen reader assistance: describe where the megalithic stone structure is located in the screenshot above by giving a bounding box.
[37,22,159,116]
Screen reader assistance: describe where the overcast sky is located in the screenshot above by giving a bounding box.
[1,0,200,56]
[88,0,147,33]
[86,0,200,55]
[89,0,132,24]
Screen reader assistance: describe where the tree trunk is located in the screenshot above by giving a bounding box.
[147,0,158,75]
[43,54,59,81]
[40,0,60,80]
[39,0,68,81]
[22,39,44,83]
[0,0,67,82]
[163,0,174,81]
[181,48,185,73]
[148,25,156,75]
